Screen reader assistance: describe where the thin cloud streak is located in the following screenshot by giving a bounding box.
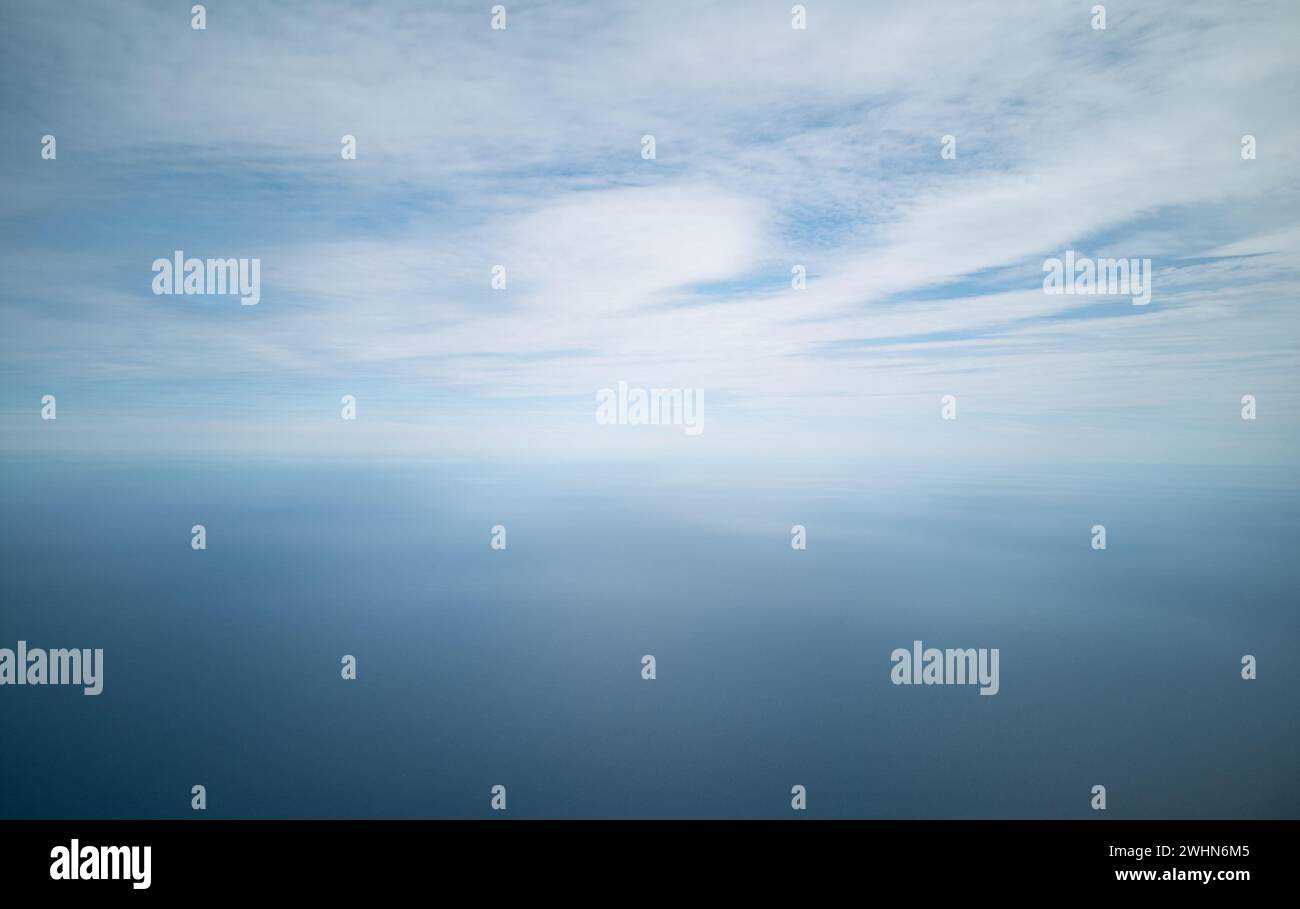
[1,0,1297,464]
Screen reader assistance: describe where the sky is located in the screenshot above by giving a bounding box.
[1,0,1298,466]
[2,1,1299,825]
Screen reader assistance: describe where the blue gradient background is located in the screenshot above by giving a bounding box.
[2,458,1296,818]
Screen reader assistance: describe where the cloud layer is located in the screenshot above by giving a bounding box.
[1,0,1297,463]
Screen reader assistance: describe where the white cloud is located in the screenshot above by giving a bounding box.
[2,0,1298,463]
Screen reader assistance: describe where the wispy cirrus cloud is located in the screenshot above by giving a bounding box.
[1,0,1297,463]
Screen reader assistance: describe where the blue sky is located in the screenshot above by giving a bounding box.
[1,0,1298,465]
